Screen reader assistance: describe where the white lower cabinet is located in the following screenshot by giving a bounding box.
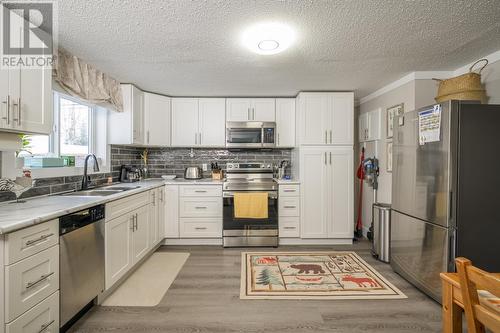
[5,291,59,333]
[174,185,223,239]
[299,147,353,239]
[165,185,180,238]
[105,212,134,289]
[5,245,59,322]
[131,205,150,265]
[278,184,301,238]
[2,219,60,332]
[180,218,222,238]
[105,188,167,290]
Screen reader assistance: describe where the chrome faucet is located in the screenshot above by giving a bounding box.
[82,154,100,190]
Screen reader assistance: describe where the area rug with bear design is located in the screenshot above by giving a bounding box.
[241,252,406,299]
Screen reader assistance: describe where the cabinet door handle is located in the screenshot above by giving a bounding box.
[325,131,327,144]
[195,227,207,230]
[284,205,296,209]
[329,152,332,165]
[199,132,202,145]
[252,108,255,120]
[24,233,54,248]
[329,130,332,143]
[324,152,327,165]
[284,226,296,230]
[38,319,55,333]
[194,132,197,145]
[2,95,10,125]
[248,108,250,120]
[26,272,54,289]
[277,133,280,145]
[152,192,156,206]
[130,216,135,231]
[160,189,164,202]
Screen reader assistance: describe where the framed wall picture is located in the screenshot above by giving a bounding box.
[386,103,404,138]
[386,141,393,172]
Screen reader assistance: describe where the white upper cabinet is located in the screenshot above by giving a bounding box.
[108,84,145,145]
[253,98,276,121]
[297,92,354,145]
[198,98,226,147]
[330,92,354,145]
[358,108,380,142]
[226,98,251,121]
[0,15,52,135]
[171,98,198,146]
[226,98,275,122]
[144,92,171,146]
[276,98,296,147]
[172,98,226,147]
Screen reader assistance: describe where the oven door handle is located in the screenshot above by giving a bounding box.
[223,191,278,199]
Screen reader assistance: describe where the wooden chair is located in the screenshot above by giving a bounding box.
[455,257,500,333]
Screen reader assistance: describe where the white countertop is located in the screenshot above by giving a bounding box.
[163,178,224,185]
[0,179,166,235]
[273,178,301,185]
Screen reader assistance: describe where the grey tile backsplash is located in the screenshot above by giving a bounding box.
[0,145,292,202]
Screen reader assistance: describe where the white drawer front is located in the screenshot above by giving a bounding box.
[5,219,59,265]
[278,197,300,217]
[106,191,150,221]
[5,245,59,322]
[6,291,59,333]
[279,217,300,238]
[279,185,300,197]
[179,197,222,218]
[180,218,222,238]
[179,185,222,197]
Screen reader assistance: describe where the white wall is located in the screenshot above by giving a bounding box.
[355,51,500,235]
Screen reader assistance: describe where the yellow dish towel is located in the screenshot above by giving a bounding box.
[234,192,268,219]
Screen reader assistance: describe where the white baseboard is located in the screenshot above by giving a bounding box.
[163,238,223,245]
[162,238,354,246]
[279,238,353,245]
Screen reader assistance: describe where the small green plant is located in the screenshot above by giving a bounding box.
[16,134,32,157]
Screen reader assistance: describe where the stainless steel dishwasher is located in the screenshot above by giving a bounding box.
[59,204,105,331]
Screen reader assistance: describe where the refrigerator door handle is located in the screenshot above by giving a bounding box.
[449,191,453,219]
[448,229,456,272]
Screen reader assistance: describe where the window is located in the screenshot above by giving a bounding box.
[23,92,96,161]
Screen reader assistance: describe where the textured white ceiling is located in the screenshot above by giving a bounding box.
[56,0,500,98]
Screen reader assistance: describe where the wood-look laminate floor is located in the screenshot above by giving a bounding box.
[69,241,442,332]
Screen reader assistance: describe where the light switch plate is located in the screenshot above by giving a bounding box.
[202,163,208,171]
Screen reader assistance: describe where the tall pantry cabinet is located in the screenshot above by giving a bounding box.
[295,92,354,241]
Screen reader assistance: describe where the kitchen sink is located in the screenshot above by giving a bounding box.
[100,186,140,191]
[65,190,124,197]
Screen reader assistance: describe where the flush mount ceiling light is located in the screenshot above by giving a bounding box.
[242,22,295,55]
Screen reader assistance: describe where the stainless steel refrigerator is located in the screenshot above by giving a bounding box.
[391,100,500,302]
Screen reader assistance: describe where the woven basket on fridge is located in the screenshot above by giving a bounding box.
[434,59,488,103]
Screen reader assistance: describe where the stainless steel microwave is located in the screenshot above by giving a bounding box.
[226,121,276,148]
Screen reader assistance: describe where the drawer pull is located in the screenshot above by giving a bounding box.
[26,272,54,289]
[24,233,54,248]
[195,206,207,209]
[194,190,207,193]
[284,206,296,209]
[284,226,296,230]
[195,227,207,230]
[283,189,296,192]
[39,319,55,333]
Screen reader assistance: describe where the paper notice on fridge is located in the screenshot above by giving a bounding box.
[418,105,441,145]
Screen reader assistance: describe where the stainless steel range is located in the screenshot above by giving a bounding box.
[223,163,278,247]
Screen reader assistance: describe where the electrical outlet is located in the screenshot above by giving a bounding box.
[202,163,208,171]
